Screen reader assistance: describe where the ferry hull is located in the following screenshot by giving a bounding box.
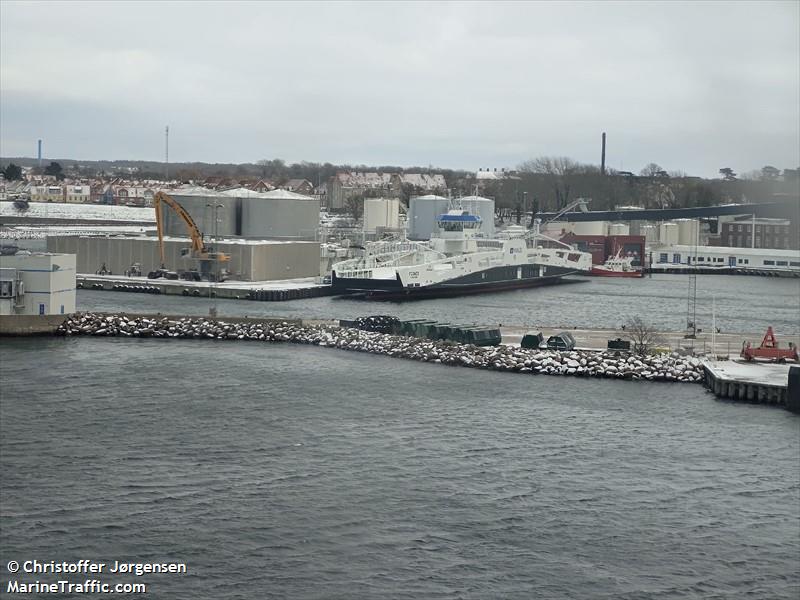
[332,265,580,300]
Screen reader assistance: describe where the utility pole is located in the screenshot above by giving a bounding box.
[165,125,169,181]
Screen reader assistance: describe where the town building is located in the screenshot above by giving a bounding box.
[720,218,797,250]
[327,172,447,210]
[283,179,314,195]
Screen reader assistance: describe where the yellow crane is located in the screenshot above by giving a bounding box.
[148,191,231,281]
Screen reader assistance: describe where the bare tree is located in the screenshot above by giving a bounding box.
[624,316,667,355]
[518,156,581,209]
[344,194,364,220]
[639,163,665,177]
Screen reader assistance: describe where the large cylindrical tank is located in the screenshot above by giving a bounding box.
[607,223,630,236]
[408,195,450,240]
[573,221,606,235]
[163,189,238,238]
[240,189,320,240]
[640,224,657,244]
[676,219,700,245]
[455,196,495,238]
[659,222,679,245]
[363,198,400,231]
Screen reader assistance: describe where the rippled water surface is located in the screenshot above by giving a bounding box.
[2,337,798,599]
[77,274,800,335]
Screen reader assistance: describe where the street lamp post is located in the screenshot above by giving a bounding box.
[206,202,223,317]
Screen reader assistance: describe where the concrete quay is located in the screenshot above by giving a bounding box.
[701,360,799,412]
[77,274,333,301]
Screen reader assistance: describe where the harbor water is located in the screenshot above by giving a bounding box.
[2,337,799,599]
[75,275,800,336]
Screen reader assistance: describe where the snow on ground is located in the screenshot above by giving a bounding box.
[81,274,326,289]
[0,201,155,222]
[1,225,155,239]
[702,358,794,386]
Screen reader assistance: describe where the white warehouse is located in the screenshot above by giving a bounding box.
[0,252,76,321]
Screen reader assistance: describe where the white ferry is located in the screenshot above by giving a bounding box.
[330,209,592,300]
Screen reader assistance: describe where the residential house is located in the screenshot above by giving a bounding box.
[64,184,92,203]
[328,172,447,210]
[249,179,276,193]
[283,179,314,195]
[29,184,64,202]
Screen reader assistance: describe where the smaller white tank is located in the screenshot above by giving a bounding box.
[573,221,606,236]
[659,222,679,245]
[363,198,400,232]
[640,224,657,244]
[607,223,630,236]
[676,219,700,245]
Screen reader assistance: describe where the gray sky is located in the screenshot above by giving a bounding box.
[1,1,798,178]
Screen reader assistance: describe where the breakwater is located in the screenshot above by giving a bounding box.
[57,313,704,383]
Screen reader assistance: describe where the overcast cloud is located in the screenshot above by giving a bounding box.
[1,1,798,177]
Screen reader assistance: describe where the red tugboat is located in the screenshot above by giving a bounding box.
[589,249,644,278]
[741,327,799,362]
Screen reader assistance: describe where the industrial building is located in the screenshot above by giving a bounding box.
[649,244,800,271]
[0,252,76,316]
[46,236,320,282]
[164,187,320,240]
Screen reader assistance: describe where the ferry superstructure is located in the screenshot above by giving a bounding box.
[331,209,592,299]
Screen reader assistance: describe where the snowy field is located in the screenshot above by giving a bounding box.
[0,201,155,222]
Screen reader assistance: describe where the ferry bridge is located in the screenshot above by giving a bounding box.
[535,196,798,222]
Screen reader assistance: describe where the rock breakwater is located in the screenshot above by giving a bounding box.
[57,313,704,383]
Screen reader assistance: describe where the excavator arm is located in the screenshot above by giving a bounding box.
[153,191,206,266]
[152,191,230,268]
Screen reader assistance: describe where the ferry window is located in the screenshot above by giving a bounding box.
[659,253,668,263]
[672,253,680,263]
[763,260,775,265]
[0,281,12,297]
[790,262,800,267]
[60,305,65,314]
[744,259,749,264]
[776,261,788,266]
[737,259,742,264]
[698,257,704,262]
[39,303,45,315]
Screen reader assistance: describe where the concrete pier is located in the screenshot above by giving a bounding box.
[77,274,333,301]
[701,359,795,409]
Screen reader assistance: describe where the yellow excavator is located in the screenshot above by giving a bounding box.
[147,191,231,281]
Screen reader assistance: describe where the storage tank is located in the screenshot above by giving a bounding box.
[240,189,320,240]
[640,224,658,244]
[607,223,630,236]
[676,218,700,246]
[455,196,495,238]
[164,188,238,238]
[659,222,679,245]
[408,195,450,240]
[573,221,606,236]
[363,198,400,232]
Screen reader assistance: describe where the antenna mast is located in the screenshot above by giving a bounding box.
[165,125,169,181]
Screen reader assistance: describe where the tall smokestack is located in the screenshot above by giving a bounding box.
[600,132,606,175]
[38,139,42,167]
